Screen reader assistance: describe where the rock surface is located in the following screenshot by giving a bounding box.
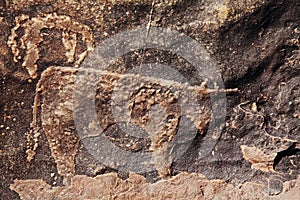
[9,172,300,200]
[0,0,299,199]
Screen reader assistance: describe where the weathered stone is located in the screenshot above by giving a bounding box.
[1,0,299,199]
[10,172,300,200]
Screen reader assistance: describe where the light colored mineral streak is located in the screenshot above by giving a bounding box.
[29,66,232,179]
[240,144,300,173]
[175,0,266,31]
[7,13,93,79]
[10,172,300,200]
[240,145,277,172]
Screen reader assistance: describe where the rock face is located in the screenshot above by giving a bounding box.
[0,0,299,199]
[9,172,300,200]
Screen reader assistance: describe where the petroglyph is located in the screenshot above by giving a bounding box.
[7,13,93,79]
[29,66,235,178]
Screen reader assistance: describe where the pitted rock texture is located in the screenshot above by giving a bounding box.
[0,0,299,199]
[31,66,215,179]
[7,13,93,79]
[9,172,300,200]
